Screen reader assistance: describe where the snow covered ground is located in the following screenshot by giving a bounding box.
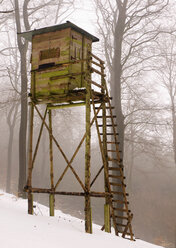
[0,191,164,248]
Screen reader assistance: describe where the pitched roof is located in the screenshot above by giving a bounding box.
[18,21,99,42]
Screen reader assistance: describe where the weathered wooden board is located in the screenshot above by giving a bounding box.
[32,28,71,70]
[30,27,92,102]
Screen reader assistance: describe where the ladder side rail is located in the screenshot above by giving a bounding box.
[103,80,121,162]
[91,92,119,236]
[101,67,134,240]
[89,51,105,64]
[86,52,134,240]
[101,60,111,233]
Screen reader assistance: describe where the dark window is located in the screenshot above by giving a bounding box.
[40,47,60,60]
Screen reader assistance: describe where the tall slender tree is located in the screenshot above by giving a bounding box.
[93,0,170,224]
[14,0,29,197]
[13,0,75,197]
[154,34,176,164]
[94,0,169,160]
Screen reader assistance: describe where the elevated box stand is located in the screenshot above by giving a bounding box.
[19,22,134,240]
[20,21,100,104]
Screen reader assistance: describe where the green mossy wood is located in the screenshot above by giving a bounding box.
[19,22,99,103]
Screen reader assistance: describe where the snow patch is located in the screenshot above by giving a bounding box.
[0,190,164,248]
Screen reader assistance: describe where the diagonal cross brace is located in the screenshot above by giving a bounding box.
[33,103,86,191]
[54,102,103,191]
[32,108,47,169]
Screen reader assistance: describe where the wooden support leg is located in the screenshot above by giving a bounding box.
[48,109,55,216]
[28,193,33,215]
[27,103,34,215]
[49,194,55,216]
[85,196,92,233]
[85,51,92,233]
[104,204,110,232]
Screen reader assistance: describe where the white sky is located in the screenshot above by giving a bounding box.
[66,0,97,39]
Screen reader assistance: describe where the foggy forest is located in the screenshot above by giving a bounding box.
[0,0,176,248]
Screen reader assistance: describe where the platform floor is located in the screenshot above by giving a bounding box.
[30,89,107,105]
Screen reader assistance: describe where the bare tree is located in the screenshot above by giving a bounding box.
[94,0,169,160]
[13,0,29,197]
[5,31,20,193]
[93,0,172,226]
[154,34,176,164]
[12,0,75,197]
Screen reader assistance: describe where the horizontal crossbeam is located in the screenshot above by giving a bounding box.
[25,187,113,198]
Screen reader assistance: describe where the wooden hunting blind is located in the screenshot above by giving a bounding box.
[19,22,134,240]
[20,21,99,103]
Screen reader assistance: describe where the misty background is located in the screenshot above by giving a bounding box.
[0,1,176,248]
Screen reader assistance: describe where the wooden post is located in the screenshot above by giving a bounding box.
[27,103,34,214]
[28,193,33,215]
[49,194,54,216]
[48,109,55,216]
[85,48,92,234]
[101,62,111,232]
[104,204,110,232]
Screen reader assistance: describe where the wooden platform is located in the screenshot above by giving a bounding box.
[30,89,107,105]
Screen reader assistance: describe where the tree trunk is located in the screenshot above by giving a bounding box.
[111,0,127,226]
[14,0,28,198]
[127,123,135,194]
[111,1,127,159]
[171,101,176,164]
[6,103,19,193]
[18,49,28,198]
[6,126,13,193]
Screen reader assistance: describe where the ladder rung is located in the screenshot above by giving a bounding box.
[106,115,116,118]
[91,80,105,89]
[98,124,117,127]
[116,223,127,227]
[107,150,122,152]
[97,115,116,118]
[108,167,121,171]
[91,67,106,77]
[110,182,126,187]
[113,208,130,212]
[95,107,115,109]
[109,175,125,179]
[94,107,115,110]
[112,200,129,204]
[105,106,115,109]
[115,215,128,220]
[106,141,120,144]
[89,52,105,64]
[111,191,129,196]
[100,133,119,135]
[108,157,123,163]
[91,60,105,69]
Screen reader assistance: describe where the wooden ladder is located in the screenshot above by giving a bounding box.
[91,92,134,240]
[88,51,134,240]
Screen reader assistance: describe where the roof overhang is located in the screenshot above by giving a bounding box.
[18,21,99,43]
